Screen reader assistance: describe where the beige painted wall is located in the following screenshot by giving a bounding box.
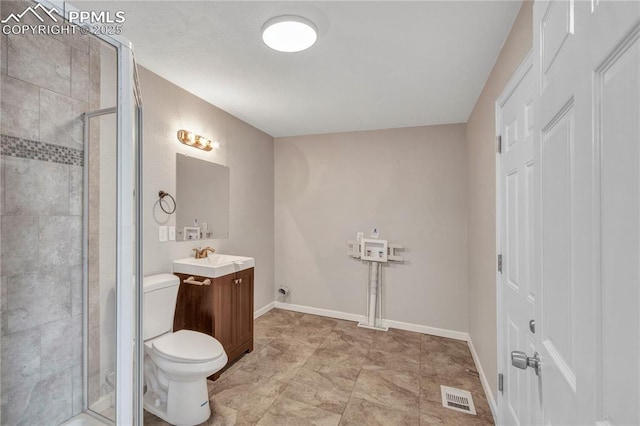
[466,0,533,396]
[275,124,468,331]
[139,67,275,312]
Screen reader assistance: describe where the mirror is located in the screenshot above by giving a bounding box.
[176,154,229,240]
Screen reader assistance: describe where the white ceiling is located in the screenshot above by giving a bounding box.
[79,1,521,137]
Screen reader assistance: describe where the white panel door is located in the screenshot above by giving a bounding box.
[497,54,538,426]
[533,0,640,424]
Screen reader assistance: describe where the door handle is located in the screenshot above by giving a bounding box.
[529,319,535,334]
[511,350,541,376]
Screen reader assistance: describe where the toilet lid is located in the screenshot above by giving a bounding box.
[152,330,225,362]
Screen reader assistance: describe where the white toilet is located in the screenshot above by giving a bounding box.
[143,274,228,426]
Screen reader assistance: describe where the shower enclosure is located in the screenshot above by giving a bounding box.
[76,7,144,424]
[0,0,143,424]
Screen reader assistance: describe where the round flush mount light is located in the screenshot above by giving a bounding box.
[262,15,317,53]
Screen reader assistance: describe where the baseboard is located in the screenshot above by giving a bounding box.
[273,302,468,341]
[467,337,498,423]
[383,318,469,341]
[274,301,366,323]
[254,301,275,319]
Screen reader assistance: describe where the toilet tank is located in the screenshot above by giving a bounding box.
[143,274,180,340]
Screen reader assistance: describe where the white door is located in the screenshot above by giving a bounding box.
[533,0,640,424]
[497,54,539,426]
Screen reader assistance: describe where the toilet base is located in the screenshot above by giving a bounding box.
[143,379,210,426]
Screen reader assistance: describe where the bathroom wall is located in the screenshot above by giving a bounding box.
[139,67,275,313]
[274,124,468,332]
[0,1,99,423]
[465,0,532,397]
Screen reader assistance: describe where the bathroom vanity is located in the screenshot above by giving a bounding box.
[172,255,255,379]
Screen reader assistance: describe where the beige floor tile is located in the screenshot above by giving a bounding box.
[351,368,420,413]
[238,336,316,383]
[209,370,288,424]
[281,366,356,414]
[207,400,239,426]
[303,347,367,382]
[339,397,420,426]
[279,314,339,345]
[319,330,372,356]
[333,320,379,341]
[421,334,470,358]
[364,347,421,373]
[257,396,342,426]
[420,349,475,378]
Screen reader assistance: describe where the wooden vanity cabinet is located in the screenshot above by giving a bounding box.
[173,268,254,378]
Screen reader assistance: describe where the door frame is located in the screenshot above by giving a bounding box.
[495,50,533,426]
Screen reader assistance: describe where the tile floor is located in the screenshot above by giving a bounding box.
[145,309,494,425]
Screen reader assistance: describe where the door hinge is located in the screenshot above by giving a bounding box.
[498,254,503,273]
[498,373,504,392]
[497,135,502,154]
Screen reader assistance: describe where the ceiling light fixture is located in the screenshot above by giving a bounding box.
[262,15,317,53]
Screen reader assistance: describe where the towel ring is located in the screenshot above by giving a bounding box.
[158,190,176,215]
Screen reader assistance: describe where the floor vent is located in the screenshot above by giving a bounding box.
[440,385,477,415]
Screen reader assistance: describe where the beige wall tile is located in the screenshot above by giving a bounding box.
[6,267,71,333]
[0,75,40,140]
[38,216,82,267]
[7,33,71,96]
[71,48,89,103]
[3,156,69,215]
[0,327,40,392]
[1,215,38,275]
[39,88,87,148]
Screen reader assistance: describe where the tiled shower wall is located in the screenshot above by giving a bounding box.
[0,1,101,424]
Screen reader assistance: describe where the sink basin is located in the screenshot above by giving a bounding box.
[172,254,255,278]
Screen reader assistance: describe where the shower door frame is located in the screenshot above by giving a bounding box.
[37,1,144,424]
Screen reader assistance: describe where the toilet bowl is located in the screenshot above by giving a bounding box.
[142,274,228,426]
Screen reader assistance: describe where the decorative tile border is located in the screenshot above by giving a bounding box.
[1,134,83,166]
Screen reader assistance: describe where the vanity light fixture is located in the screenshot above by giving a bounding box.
[177,130,219,151]
[262,15,317,53]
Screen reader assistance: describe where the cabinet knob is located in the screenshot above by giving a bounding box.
[239,278,243,283]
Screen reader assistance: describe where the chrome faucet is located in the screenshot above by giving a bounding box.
[193,246,215,259]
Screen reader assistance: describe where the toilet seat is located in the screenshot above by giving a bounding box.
[151,330,224,363]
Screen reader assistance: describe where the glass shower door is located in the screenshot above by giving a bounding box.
[77,13,143,425]
[85,110,118,422]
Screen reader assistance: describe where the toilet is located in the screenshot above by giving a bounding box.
[143,274,228,426]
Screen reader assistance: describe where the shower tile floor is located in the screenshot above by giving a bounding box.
[144,309,494,425]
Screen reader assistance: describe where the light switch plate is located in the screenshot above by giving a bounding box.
[158,226,168,243]
[168,226,176,241]
[371,228,379,238]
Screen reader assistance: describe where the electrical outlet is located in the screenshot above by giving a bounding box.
[158,226,168,242]
[168,226,176,241]
[356,232,364,241]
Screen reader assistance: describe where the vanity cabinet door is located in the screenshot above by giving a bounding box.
[236,268,254,348]
[173,273,214,335]
[213,273,237,353]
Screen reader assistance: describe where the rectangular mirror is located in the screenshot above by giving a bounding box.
[176,154,229,240]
